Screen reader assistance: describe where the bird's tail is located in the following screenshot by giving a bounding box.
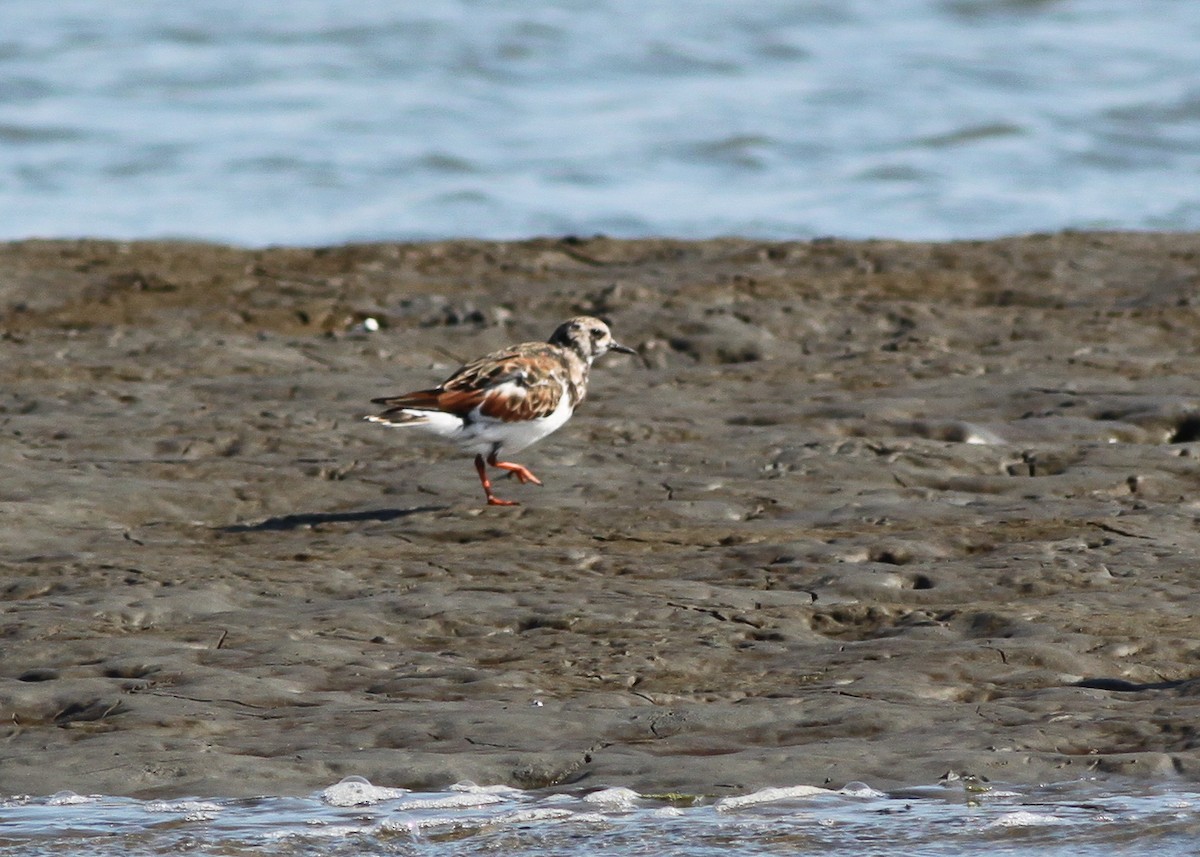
[363,411,431,427]
[366,388,447,426]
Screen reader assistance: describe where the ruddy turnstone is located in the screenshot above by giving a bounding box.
[366,316,636,506]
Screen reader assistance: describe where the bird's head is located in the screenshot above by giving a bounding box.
[549,316,637,362]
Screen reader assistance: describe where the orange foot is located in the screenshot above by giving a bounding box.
[488,454,543,486]
[475,454,520,506]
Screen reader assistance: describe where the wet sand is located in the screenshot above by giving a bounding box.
[2,232,1199,799]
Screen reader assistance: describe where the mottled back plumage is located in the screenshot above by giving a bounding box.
[370,342,579,424]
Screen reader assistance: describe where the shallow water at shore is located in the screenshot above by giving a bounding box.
[3,779,1199,856]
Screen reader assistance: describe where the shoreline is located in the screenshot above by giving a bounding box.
[2,232,1198,798]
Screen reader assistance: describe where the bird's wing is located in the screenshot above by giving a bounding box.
[371,343,567,422]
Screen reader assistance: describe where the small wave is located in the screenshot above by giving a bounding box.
[396,791,508,811]
[319,775,409,807]
[582,786,642,809]
[4,780,1199,855]
[986,810,1073,828]
[714,784,832,811]
[46,791,97,806]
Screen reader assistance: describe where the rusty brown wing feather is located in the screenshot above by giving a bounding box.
[369,386,484,420]
[371,343,567,422]
[453,346,566,422]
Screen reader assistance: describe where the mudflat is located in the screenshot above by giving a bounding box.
[2,233,1198,799]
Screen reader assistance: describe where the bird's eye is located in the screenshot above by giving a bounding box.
[590,328,603,339]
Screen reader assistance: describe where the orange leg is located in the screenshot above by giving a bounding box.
[475,454,519,506]
[487,451,543,486]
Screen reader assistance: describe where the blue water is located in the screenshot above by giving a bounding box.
[3,1,1200,245]
[2,779,1199,856]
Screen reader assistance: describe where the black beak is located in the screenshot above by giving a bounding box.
[610,342,637,355]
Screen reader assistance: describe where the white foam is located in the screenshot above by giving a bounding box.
[143,799,222,814]
[263,823,364,841]
[396,792,507,811]
[382,806,578,837]
[715,785,832,811]
[448,780,523,796]
[46,791,95,806]
[493,808,577,824]
[582,787,641,809]
[12,781,1200,852]
[319,776,408,807]
[839,782,886,799]
[568,811,611,825]
[986,811,1071,828]
[383,815,472,836]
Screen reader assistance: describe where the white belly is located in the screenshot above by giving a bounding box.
[458,390,575,456]
[386,385,576,457]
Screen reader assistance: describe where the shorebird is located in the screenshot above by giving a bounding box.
[366,316,636,506]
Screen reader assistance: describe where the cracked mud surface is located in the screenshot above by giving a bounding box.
[2,232,1199,797]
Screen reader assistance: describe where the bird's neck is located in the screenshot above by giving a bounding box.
[561,348,591,388]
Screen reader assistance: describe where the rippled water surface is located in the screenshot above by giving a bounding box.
[3,1,1200,244]
[2,780,1199,856]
